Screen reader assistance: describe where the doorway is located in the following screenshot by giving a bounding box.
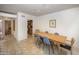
[27,20,33,36]
[5,20,11,35]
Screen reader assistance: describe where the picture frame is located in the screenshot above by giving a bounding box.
[49,20,56,28]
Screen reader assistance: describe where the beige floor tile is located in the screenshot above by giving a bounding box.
[0,35,79,55]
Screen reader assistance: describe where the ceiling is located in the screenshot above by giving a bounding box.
[0,4,79,16]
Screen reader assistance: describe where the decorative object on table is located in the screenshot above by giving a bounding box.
[36,29,40,32]
[49,19,56,28]
[45,31,48,33]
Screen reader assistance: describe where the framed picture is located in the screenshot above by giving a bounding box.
[49,20,56,28]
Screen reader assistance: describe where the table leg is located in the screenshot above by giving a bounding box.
[57,43,61,55]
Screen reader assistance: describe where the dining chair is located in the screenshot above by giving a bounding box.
[54,32,59,35]
[54,32,60,53]
[43,37,54,54]
[34,34,43,48]
[60,38,75,55]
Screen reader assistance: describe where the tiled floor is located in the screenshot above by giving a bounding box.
[0,35,79,55]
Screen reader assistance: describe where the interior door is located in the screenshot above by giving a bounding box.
[5,20,11,35]
[27,20,33,36]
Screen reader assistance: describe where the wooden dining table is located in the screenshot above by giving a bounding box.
[34,31,68,44]
[33,31,71,54]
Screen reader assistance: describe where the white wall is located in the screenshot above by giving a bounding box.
[0,20,5,37]
[34,7,79,48]
[16,12,36,41]
[15,12,27,41]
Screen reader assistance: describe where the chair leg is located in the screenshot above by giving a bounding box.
[36,40,38,45]
[36,40,38,46]
[43,43,45,50]
[71,49,72,55]
[38,41,41,48]
[51,45,54,54]
[48,46,51,54]
[44,44,50,54]
[36,40,40,48]
[60,48,62,54]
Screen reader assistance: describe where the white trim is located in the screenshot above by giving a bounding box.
[0,12,17,18]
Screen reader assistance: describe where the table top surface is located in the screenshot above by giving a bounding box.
[34,31,71,44]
